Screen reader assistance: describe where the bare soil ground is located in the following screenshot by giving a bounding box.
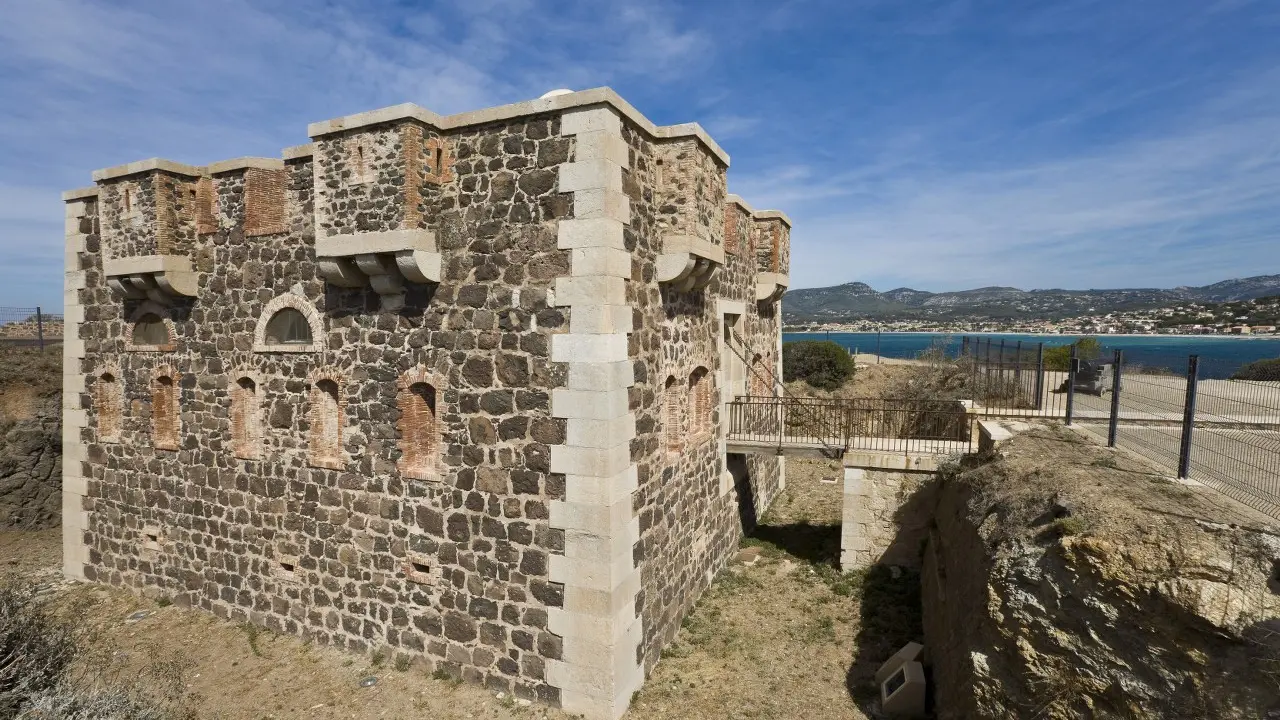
[0,346,60,424]
[2,455,910,720]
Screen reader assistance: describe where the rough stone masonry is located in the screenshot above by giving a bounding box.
[60,88,791,720]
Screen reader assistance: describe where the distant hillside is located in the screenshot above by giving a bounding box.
[783,275,1280,323]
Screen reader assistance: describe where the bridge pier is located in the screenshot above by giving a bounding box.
[840,452,948,572]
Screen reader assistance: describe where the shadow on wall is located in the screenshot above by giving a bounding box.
[844,475,938,713]
[728,453,757,534]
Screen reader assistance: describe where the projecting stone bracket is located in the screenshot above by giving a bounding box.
[656,234,723,292]
[104,255,198,305]
[755,271,789,302]
[315,230,442,310]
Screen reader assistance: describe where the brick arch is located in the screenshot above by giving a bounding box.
[254,293,324,353]
[396,368,445,481]
[229,367,262,460]
[688,366,713,442]
[125,301,177,352]
[306,368,345,469]
[94,362,123,443]
[663,375,683,454]
[151,364,181,451]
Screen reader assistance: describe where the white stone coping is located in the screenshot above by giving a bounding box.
[315,229,437,257]
[207,156,285,175]
[754,210,792,228]
[662,234,725,264]
[282,143,315,160]
[755,272,790,301]
[104,254,192,277]
[306,87,731,167]
[62,186,100,202]
[92,157,204,182]
[725,193,792,228]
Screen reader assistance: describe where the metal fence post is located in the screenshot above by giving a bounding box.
[36,306,44,352]
[1108,349,1122,447]
[1034,343,1045,411]
[1065,344,1078,426]
[1178,355,1199,479]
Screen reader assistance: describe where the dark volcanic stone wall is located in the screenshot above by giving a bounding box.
[76,115,577,704]
[623,123,783,672]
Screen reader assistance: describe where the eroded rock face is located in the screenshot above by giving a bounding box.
[923,428,1280,719]
[0,394,62,529]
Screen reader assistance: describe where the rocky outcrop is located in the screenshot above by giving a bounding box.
[923,427,1280,719]
[0,398,62,529]
[0,349,62,530]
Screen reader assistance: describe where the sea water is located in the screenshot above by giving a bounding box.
[782,332,1280,380]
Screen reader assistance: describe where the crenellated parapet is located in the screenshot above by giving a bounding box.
[726,194,791,302]
[93,159,204,304]
[307,107,451,309]
[654,137,728,291]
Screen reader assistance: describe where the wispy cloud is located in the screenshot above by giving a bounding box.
[0,0,716,307]
[2,0,1280,308]
[753,69,1280,291]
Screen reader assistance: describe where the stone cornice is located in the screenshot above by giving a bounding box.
[725,193,792,228]
[306,87,731,167]
[62,187,100,202]
[92,158,205,182]
[207,157,285,175]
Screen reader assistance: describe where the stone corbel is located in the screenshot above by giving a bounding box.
[755,271,789,303]
[657,234,724,291]
[103,255,198,305]
[315,230,441,309]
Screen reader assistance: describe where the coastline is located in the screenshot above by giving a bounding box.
[782,330,1280,340]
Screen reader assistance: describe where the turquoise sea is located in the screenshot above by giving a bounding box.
[781,332,1280,380]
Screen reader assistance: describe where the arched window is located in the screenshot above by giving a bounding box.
[132,314,169,346]
[254,294,322,353]
[95,372,121,443]
[231,376,260,460]
[264,308,312,345]
[398,381,439,479]
[308,377,343,469]
[689,367,712,441]
[663,375,683,453]
[127,303,176,352]
[152,372,179,451]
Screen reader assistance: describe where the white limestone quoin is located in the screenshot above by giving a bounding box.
[547,106,645,720]
[61,187,96,580]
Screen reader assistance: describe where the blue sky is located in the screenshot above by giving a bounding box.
[2,0,1279,308]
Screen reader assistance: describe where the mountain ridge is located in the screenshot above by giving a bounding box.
[783,274,1280,323]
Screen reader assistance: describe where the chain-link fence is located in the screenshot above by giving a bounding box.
[0,307,62,350]
[1071,351,1280,520]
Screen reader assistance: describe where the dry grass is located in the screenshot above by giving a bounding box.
[0,457,923,720]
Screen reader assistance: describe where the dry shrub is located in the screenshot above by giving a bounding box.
[0,578,195,720]
[0,578,76,717]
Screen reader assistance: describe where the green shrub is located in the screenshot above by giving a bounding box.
[1042,337,1102,372]
[782,341,856,391]
[1232,358,1280,381]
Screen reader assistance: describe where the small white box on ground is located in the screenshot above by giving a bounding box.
[881,660,926,718]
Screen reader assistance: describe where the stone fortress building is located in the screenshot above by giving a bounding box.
[60,88,790,719]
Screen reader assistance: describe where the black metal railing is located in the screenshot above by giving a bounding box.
[957,337,1068,416]
[727,396,974,454]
